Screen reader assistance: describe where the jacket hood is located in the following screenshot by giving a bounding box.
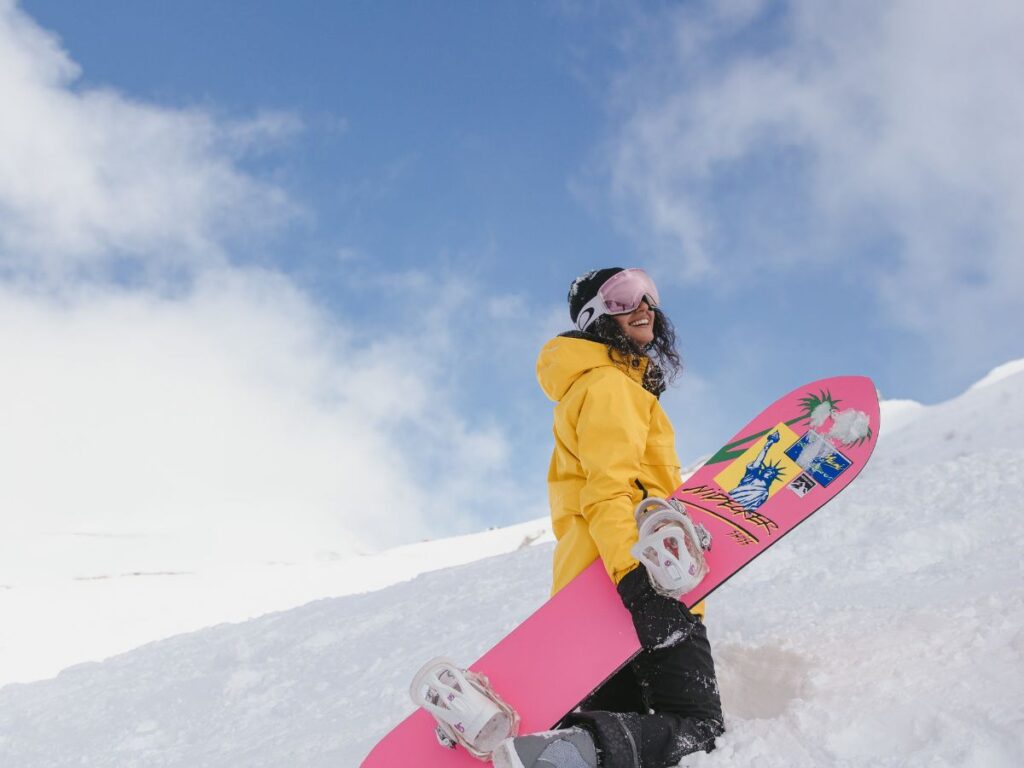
[536,334,647,402]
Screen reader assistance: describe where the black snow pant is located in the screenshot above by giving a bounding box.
[563,613,724,768]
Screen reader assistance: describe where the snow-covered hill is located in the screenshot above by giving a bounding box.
[1,364,1023,767]
[0,515,552,687]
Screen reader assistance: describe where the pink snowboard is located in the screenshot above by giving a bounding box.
[361,376,879,766]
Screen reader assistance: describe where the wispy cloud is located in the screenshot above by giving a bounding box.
[600,0,1024,370]
[0,0,298,281]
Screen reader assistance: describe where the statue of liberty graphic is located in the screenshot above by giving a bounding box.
[728,430,786,512]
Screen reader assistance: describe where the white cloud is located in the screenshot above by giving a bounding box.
[0,268,521,579]
[0,3,527,581]
[602,0,1024,367]
[0,0,297,279]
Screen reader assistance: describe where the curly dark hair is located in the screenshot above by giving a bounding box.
[588,308,683,396]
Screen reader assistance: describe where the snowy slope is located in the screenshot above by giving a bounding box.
[1,363,1023,767]
[0,517,552,687]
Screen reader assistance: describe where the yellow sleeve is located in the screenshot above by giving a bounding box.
[576,371,650,584]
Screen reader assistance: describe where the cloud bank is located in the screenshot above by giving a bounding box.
[0,1,521,578]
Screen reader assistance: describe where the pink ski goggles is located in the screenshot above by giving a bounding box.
[575,268,660,331]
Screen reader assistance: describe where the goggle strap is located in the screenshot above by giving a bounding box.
[575,293,607,331]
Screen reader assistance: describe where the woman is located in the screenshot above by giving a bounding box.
[493,268,724,768]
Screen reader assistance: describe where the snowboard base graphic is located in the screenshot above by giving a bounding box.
[361,376,879,766]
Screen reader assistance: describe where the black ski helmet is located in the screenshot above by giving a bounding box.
[567,267,624,331]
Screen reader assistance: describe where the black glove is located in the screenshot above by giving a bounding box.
[617,566,699,650]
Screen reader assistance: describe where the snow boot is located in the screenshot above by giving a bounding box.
[491,728,598,768]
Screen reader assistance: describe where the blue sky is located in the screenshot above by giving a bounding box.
[3,1,1022,554]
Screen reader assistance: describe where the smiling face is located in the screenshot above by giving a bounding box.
[613,299,656,347]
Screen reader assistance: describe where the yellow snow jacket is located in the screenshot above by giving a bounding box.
[538,335,703,617]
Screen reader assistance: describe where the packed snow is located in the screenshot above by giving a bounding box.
[1,362,1023,767]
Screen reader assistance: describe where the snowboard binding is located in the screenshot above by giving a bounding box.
[409,657,520,760]
[630,497,712,599]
